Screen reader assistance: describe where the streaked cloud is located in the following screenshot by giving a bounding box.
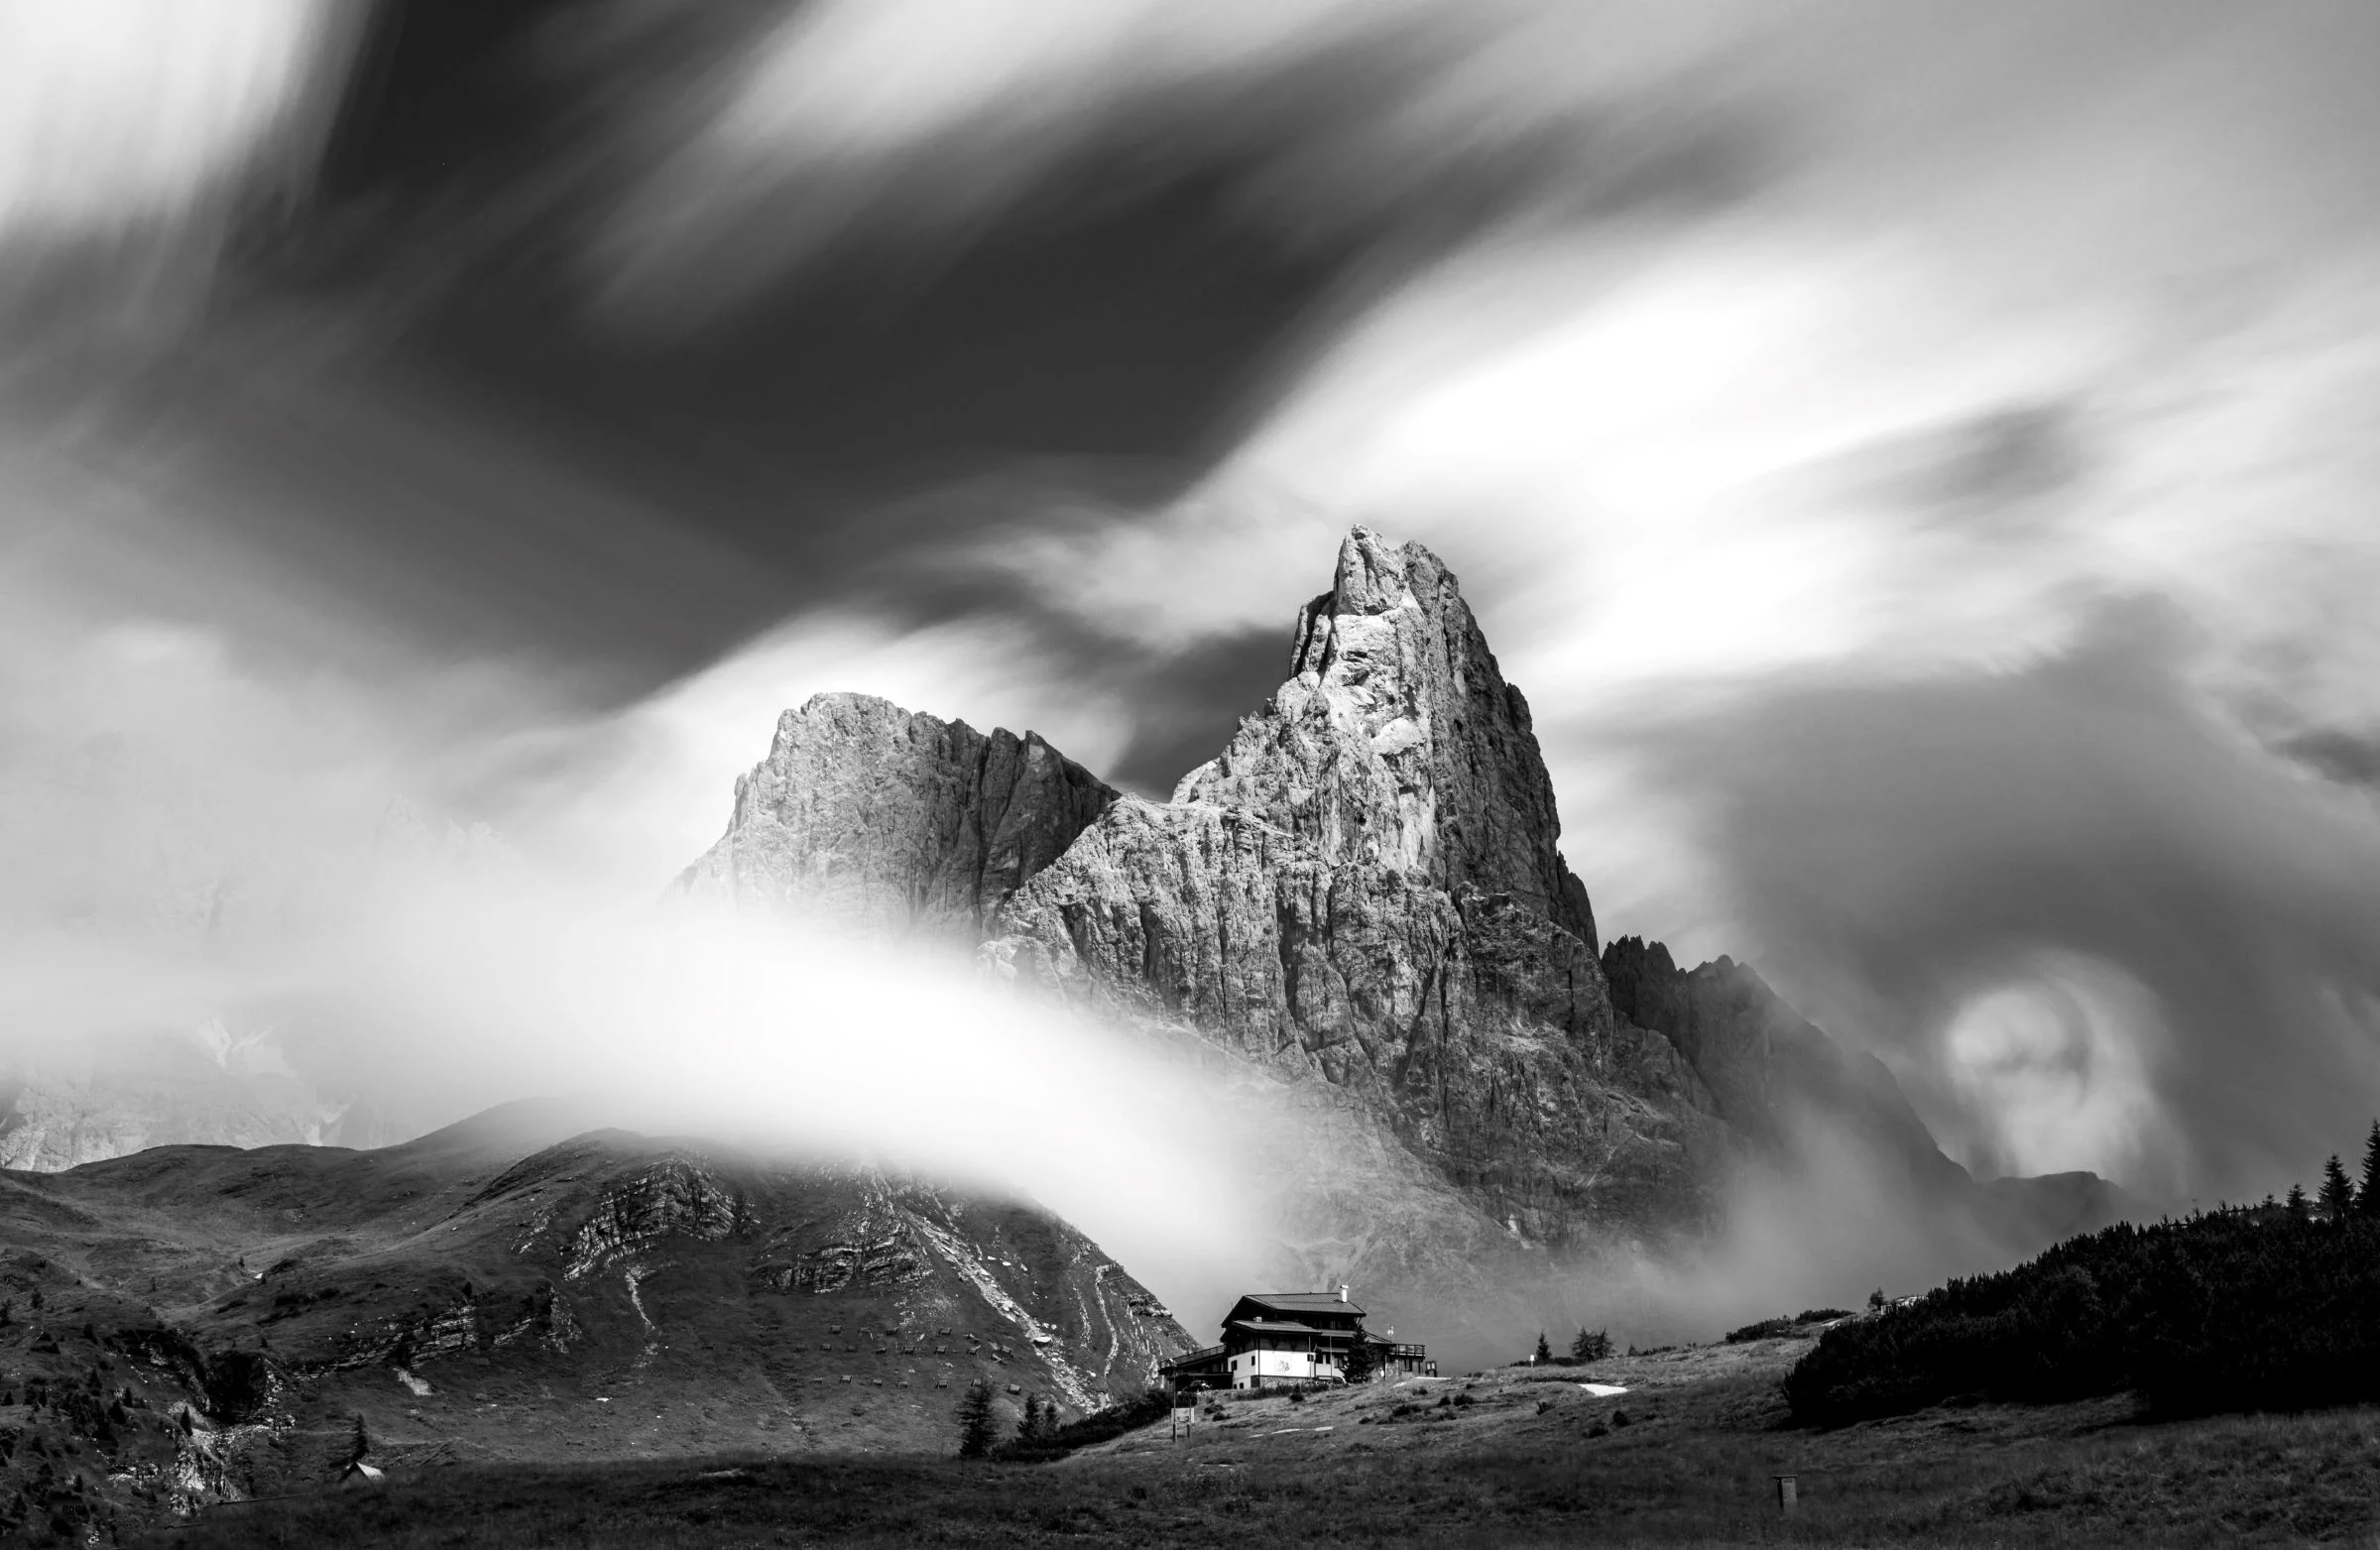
[13,0,2380,1214]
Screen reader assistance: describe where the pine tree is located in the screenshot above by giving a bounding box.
[1868,1287,1887,1312]
[2287,1182,2311,1222]
[1533,1331,1552,1365]
[2357,1122,2380,1217]
[1569,1327,1611,1363]
[955,1379,996,1459]
[1343,1334,1375,1384]
[1017,1392,1043,1446]
[2320,1154,2356,1222]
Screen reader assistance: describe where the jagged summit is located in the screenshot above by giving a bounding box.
[677,691,1116,940]
[1177,527,1595,947]
[671,527,2136,1332]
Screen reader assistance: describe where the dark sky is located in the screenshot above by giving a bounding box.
[11,0,2380,1204]
[157,0,1500,790]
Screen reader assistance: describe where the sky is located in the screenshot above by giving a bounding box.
[8,0,2380,1219]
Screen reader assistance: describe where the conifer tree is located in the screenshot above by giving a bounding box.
[2357,1121,2380,1217]
[1533,1331,1552,1364]
[2320,1154,2356,1222]
[955,1379,996,1459]
[1017,1392,1043,1446]
[1569,1327,1611,1363]
[2286,1182,2311,1222]
[1343,1334,1375,1384]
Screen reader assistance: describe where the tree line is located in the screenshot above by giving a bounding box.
[1784,1120,2380,1425]
[955,1380,1174,1462]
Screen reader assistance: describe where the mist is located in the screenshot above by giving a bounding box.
[0,511,1303,1332]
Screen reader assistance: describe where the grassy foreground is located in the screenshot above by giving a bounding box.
[135,1342,2380,1548]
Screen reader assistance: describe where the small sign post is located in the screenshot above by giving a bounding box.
[1773,1475,1799,1514]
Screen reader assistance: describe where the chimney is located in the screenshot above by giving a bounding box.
[1337,1283,1350,1303]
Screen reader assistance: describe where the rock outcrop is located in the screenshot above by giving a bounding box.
[1601,936,1967,1191]
[1173,531,1597,947]
[676,692,1117,942]
[975,532,1729,1264]
[674,525,2141,1346]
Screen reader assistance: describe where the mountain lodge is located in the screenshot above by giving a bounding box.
[1160,1288,1433,1389]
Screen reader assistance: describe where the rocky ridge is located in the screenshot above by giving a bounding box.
[978,530,1730,1263]
[676,693,1117,942]
[0,1104,1191,1533]
[691,527,2137,1334]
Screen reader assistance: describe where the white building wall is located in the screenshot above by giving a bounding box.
[1229,1349,1345,1387]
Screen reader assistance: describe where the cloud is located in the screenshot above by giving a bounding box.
[581,0,1784,326]
[0,0,354,242]
[0,466,1280,1318]
[1609,609,2380,1199]
[16,0,2380,1293]
[2275,727,2380,793]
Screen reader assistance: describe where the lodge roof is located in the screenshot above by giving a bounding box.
[1226,1317,1329,1336]
[1233,1291,1368,1318]
[1159,1345,1224,1370]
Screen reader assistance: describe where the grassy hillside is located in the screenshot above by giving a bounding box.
[0,1107,1189,1541]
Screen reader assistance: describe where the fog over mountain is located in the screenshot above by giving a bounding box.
[9,0,2380,1322]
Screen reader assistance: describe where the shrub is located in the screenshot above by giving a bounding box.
[989,1389,1171,1462]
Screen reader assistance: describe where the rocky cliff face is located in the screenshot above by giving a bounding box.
[682,527,2144,1341]
[676,692,1117,942]
[1174,532,1597,947]
[975,533,1735,1272]
[1601,936,1967,1192]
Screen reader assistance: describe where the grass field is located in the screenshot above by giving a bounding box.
[136,1336,2380,1548]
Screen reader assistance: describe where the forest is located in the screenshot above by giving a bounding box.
[1784,1125,2380,1424]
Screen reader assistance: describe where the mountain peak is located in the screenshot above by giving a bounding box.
[1176,526,1595,945]
[1326,524,1420,616]
[678,691,1116,940]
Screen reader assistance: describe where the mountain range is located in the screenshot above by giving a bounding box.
[679,528,2139,1332]
[0,526,2142,1530]
[0,1101,1185,1537]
